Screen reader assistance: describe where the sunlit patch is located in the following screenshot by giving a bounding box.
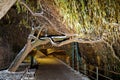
[36,57,60,65]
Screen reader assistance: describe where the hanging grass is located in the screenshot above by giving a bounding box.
[54,0,120,40]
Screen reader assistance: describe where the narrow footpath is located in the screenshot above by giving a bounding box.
[35,56,89,80]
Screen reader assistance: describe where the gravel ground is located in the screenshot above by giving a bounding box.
[0,70,24,80]
[0,69,36,80]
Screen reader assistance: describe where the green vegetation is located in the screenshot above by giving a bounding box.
[54,0,120,40]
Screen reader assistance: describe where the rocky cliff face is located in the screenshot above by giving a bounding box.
[79,40,120,72]
[0,6,30,70]
[0,39,14,69]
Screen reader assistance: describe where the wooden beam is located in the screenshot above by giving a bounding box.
[0,0,17,19]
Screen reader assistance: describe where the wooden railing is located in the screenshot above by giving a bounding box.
[78,63,120,80]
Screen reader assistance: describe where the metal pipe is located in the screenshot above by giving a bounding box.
[75,42,80,71]
[96,67,99,80]
[72,42,75,69]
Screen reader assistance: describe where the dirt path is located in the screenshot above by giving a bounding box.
[35,56,89,80]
